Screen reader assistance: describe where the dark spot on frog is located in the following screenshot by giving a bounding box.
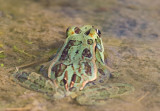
[83,62,92,76]
[60,45,70,60]
[85,80,97,87]
[63,79,67,85]
[68,40,75,46]
[91,82,96,85]
[75,50,79,54]
[87,39,93,45]
[60,40,82,60]
[99,80,104,83]
[71,74,77,83]
[69,87,77,92]
[52,64,67,78]
[98,69,106,76]
[86,81,95,87]
[60,53,69,61]
[74,27,81,34]
[68,40,82,47]
[17,72,30,82]
[82,48,92,58]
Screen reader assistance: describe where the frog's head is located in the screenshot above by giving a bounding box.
[65,25,104,64]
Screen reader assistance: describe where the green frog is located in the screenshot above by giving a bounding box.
[12,25,134,105]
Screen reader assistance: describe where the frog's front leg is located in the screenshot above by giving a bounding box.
[76,83,134,105]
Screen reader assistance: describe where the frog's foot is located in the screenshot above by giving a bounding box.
[76,83,134,105]
[12,70,56,95]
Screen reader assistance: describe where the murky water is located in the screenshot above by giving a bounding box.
[0,0,160,111]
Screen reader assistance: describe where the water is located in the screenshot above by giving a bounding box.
[0,0,160,110]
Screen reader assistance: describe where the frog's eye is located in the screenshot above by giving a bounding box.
[66,27,81,38]
[96,29,101,37]
[85,29,91,35]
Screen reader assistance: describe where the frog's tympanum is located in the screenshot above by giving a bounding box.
[13,25,134,105]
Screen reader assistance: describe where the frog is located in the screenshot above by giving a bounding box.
[12,25,134,105]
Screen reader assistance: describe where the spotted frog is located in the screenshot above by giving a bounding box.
[13,25,134,105]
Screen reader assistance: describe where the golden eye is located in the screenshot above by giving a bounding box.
[66,27,81,38]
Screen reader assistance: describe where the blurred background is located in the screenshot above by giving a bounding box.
[0,0,160,111]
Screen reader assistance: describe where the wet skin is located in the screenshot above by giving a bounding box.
[13,25,134,105]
